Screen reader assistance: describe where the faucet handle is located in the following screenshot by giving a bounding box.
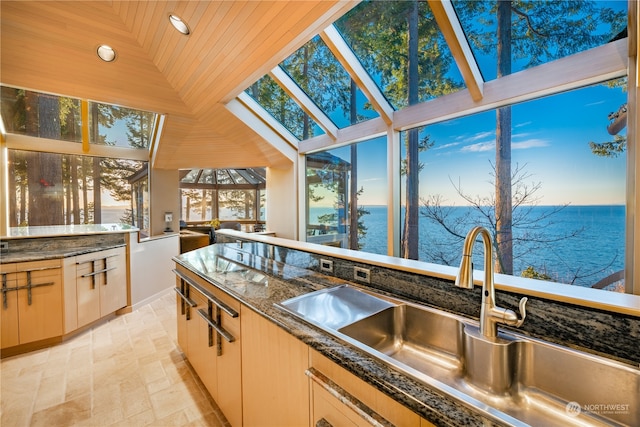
[513,297,528,328]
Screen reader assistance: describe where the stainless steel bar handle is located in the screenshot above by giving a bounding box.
[197,308,235,343]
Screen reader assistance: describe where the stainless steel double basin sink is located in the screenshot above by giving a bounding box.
[278,285,639,426]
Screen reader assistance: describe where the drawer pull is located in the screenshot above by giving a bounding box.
[197,308,235,343]
[173,287,196,307]
[173,269,238,318]
[306,368,395,427]
[1,271,55,308]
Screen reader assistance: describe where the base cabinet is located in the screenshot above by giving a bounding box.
[174,266,242,427]
[0,259,63,350]
[309,349,436,427]
[75,247,127,328]
[240,305,310,427]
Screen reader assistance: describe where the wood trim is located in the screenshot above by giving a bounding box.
[394,39,628,132]
[428,0,483,101]
[269,66,339,139]
[5,134,150,161]
[321,25,395,125]
[235,92,299,149]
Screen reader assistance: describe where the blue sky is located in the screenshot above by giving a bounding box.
[334,78,628,207]
[324,0,630,208]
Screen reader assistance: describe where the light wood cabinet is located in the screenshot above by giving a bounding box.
[174,265,242,427]
[241,305,310,427]
[309,349,435,427]
[75,247,126,328]
[1,259,63,350]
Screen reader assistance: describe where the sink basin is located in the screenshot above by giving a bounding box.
[278,286,639,426]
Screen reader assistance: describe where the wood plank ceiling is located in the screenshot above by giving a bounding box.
[0,0,356,169]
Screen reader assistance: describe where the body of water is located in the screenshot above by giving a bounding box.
[309,205,625,288]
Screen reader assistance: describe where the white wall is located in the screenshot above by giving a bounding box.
[150,168,179,236]
[128,232,179,308]
[266,162,298,239]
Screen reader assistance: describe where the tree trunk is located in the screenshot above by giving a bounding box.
[26,93,64,225]
[8,151,17,226]
[495,0,514,274]
[82,157,89,223]
[402,0,420,260]
[92,157,102,223]
[71,156,80,224]
[349,79,359,250]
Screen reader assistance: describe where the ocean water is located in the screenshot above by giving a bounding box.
[309,205,625,288]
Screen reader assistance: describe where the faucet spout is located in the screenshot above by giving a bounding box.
[455,226,528,339]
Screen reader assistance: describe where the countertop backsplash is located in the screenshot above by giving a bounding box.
[217,234,640,367]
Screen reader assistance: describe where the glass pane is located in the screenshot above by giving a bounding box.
[228,169,248,184]
[8,149,147,232]
[334,0,466,110]
[280,35,379,128]
[181,189,213,222]
[180,169,200,183]
[306,136,387,253]
[452,0,628,81]
[1,86,82,142]
[219,190,255,220]
[245,74,325,140]
[400,78,627,292]
[216,170,233,185]
[199,169,214,185]
[88,102,156,149]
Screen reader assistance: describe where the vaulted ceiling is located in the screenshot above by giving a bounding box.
[0,0,356,169]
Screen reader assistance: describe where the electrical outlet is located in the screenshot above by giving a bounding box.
[354,266,370,283]
[320,259,333,273]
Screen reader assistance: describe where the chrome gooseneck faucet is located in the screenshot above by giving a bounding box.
[455,226,528,338]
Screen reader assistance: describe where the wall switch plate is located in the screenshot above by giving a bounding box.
[320,259,333,273]
[354,266,370,283]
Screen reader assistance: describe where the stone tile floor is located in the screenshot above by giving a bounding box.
[1,291,228,426]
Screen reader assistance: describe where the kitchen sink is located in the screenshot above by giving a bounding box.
[278,285,639,426]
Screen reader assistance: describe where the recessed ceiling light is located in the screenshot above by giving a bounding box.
[97,44,116,62]
[169,14,190,35]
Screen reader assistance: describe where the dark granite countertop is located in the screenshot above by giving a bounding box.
[174,244,513,427]
[0,244,126,264]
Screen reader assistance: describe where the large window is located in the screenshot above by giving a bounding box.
[179,168,266,226]
[7,149,147,233]
[1,86,157,149]
[400,79,627,291]
[306,136,387,254]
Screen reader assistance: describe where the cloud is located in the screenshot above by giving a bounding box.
[433,142,460,151]
[513,138,549,149]
[585,100,605,107]
[461,141,495,152]
[465,131,494,142]
[515,121,532,128]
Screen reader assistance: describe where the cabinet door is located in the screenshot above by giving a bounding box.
[310,349,423,427]
[76,255,102,328]
[189,289,218,399]
[16,260,63,344]
[175,277,190,356]
[213,289,242,427]
[99,247,127,316]
[241,305,309,427]
[1,264,19,349]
